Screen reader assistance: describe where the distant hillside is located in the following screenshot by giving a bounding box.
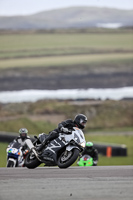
[0,6,133,30]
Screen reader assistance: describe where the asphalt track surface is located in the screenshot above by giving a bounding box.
[0,166,133,200]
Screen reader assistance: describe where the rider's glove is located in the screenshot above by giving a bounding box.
[61,127,69,133]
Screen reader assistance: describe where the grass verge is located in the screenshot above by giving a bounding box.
[1,134,133,168]
[0,53,133,69]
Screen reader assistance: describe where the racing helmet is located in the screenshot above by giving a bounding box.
[74,114,87,129]
[19,128,28,141]
[86,142,93,151]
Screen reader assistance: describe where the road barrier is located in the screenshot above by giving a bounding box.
[0,132,34,143]
[94,143,127,156]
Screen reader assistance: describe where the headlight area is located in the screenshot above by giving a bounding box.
[80,142,86,148]
[69,140,85,150]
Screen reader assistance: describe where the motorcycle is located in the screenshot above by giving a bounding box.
[77,154,93,166]
[6,139,34,167]
[24,127,86,169]
[6,142,25,167]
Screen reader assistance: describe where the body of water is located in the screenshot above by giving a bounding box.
[0,87,133,103]
[96,23,122,28]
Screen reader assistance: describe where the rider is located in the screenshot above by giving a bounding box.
[37,114,87,152]
[81,142,98,166]
[7,128,32,153]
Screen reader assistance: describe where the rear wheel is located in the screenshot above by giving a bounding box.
[24,152,41,169]
[57,148,79,168]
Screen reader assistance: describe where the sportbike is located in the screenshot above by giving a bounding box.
[24,127,86,169]
[77,154,93,166]
[6,142,25,167]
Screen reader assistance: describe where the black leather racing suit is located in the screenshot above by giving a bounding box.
[46,119,76,143]
[38,119,76,151]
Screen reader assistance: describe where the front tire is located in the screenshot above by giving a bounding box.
[7,159,16,167]
[24,152,41,169]
[57,148,79,168]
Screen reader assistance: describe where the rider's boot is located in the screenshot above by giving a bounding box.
[37,130,59,153]
[37,140,48,153]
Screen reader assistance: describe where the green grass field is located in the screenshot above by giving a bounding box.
[1,33,133,52]
[0,53,132,69]
[1,134,133,167]
[0,100,132,132]
[0,31,133,69]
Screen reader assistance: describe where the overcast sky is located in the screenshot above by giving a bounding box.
[0,0,133,16]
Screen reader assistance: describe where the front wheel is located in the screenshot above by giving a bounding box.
[24,151,41,169]
[57,148,80,168]
[7,159,16,167]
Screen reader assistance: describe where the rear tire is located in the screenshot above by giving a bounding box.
[24,152,41,169]
[57,148,79,168]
